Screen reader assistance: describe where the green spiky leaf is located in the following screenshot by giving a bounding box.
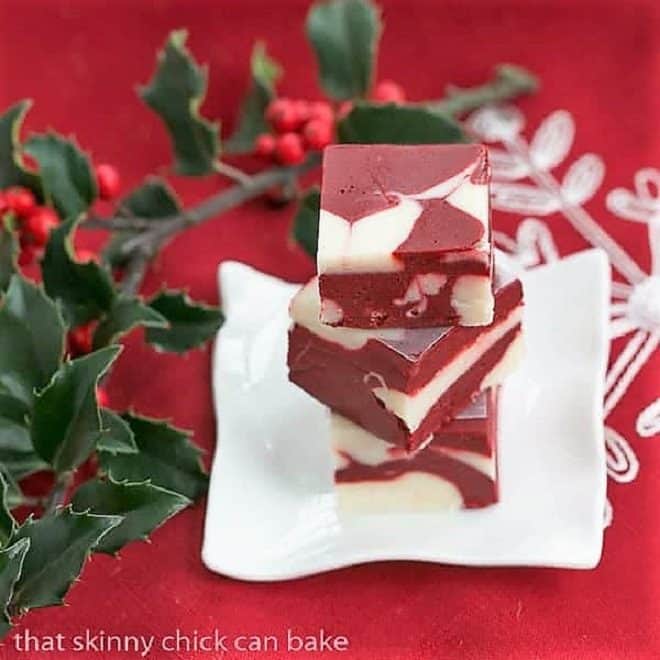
[120,177,181,219]
[0,471,17,545]
[93,297,167,350]
[32,346,121,473]
[306,0,381,101]
[225,42,282,154]
[42,218,116,327]
[292,187,321,259]
[338,102,467,144]
[0,394,48,480]
[0,276,65,408]
[10,508,121,612]
[97,409,137,455]
[24,133,96,218]
[99,415,208,501]
[0,538,30,637]
[140,30,220,176]
[0,466,22,511]
[0,101,41,193]
[105,178,182,268]
[72,478,189,555]
[145,291,223,353]
[0,219,18,293]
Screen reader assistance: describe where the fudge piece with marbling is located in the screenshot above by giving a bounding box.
[287,266,523,453]
[332,391,499,513]
[317,144,493,329]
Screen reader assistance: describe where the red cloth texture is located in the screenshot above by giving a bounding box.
[0,0,658,658]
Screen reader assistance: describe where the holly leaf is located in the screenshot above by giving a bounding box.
[0,394,37,481]
[24,133,97,218]
[0,219,18,292]
[120,177,181,219]
[93,297,167,350]
[0,471,17,545]
[10,507,121,612]
[105,178,180,266]
[97,409,137,455]
[0,276,65,408]
[140,30,220,176]
[225,42,282,154]
[306,0,381,101]
[0,398,47,480]
[32,346,122,473]
[99,415,208,500]
[145,291,223,353]
[0,538,30,637]
[338,102,467,144]
[0,466,23,511]
[292,188,321,259]
[105,178,182,268]
[0,399,47,479]
[0,100,41,193]
[42,218,116,327]
[72,478,189,555]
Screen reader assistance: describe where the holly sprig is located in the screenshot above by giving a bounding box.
[0,0,537,636]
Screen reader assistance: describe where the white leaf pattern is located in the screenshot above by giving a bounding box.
[468,106,660,528]
[605,426,639,483]
[561,154,605,205]
[606,188,652,224]
[637,399,660,438]
[529,110,574,170]
[488,148,530,181]
[491,182,560,215]
[467,105,525,142]
[515,218,560,265]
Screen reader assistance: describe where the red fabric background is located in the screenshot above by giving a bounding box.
[0,0,659,657]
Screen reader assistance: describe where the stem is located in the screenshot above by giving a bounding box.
[115,153,321,296]
[430,64,539,117]
[215,161,253,185]
[44,472,73,515]
[83,216,154,231]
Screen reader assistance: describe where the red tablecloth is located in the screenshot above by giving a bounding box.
[1,0,659,658]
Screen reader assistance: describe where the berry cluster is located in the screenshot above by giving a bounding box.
[0,164,121,380]
[253,79,406,165]
[255,98,335,165]
[0,163,120,268]
[0,187,59,266]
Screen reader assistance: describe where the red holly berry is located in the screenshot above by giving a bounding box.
[337,101,354,120]
[274,133,306,165]
[0,192,8,215]
[371,79,406,103]
[303,119,334,151]
[254,133,276,158]
[5,186,36,217]
[75,248,99,264]
[308,101,334,124]
[95,163,121,200]
[22,206,59,246]
[292,100,311,124]
[266,98,301,133]
[18,244,38,267]
[68,323,95,356]
[96,386,110,408]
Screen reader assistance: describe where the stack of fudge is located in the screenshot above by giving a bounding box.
[287,144,524,514]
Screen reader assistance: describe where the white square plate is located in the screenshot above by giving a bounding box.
[202,249,609,579]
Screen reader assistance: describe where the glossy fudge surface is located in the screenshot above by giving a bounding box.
[332,391,499,514]
[317,144,493,329]
[287,268,523,452]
